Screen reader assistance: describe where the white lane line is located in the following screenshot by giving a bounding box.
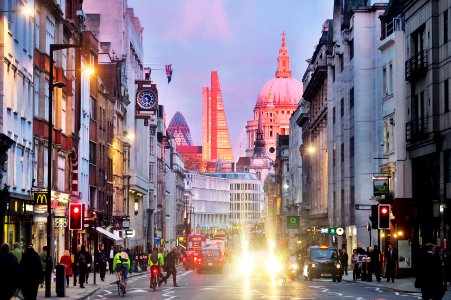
[179,270,193,277]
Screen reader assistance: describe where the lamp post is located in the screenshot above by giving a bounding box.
[45,43,80,298]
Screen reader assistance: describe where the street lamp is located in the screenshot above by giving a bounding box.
[0,5,35,17]
[45,43,80,298]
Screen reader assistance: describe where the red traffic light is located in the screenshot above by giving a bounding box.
[69,203,83,230]
[381,207,388,215]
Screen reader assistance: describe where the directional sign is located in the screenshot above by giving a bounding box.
[122,220,130,229]
[320,228,329,234]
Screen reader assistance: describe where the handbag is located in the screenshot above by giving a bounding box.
[11,288,24,300]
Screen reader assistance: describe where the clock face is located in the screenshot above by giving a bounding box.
[136,90,157,110]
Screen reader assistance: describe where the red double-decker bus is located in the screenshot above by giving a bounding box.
[188,234,206,251]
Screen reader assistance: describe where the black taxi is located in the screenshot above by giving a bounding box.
[303,246,342,282]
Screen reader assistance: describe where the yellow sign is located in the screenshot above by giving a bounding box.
[33,192,48,205]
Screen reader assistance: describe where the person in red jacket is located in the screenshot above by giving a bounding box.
[60,250,73,287]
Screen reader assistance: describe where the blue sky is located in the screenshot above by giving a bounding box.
[128,0,333,158]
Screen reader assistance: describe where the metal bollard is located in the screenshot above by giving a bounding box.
[55,264,66,297]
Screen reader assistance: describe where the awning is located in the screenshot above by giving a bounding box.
[96,227,123,242]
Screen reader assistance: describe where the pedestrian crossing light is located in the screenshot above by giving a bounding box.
[378,204,390,229]
[329,227,336,235]
[69,203,83,230]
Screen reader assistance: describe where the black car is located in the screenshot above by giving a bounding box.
[197,247,224,273]
[303,246,342,282]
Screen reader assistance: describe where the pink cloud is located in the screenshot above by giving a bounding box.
[166,0,231,42]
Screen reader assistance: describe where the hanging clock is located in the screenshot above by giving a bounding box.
[136,89,157,111]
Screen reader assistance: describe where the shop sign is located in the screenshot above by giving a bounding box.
[55,217,67,230]
[33,192,48,205]
[373,175,390,196]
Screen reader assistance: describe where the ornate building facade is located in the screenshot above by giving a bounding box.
[245,32,303,161]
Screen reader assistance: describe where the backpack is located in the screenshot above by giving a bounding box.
[78,253,87,265]
[150,250,158,264]
[120,251,129,262]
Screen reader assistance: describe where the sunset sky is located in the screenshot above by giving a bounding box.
[128,0,332,158]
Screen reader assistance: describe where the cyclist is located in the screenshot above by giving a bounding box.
[148,247,165,286]
[113,246,131,294]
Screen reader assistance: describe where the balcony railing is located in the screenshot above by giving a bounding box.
[405,50,428,80]
[385,17,405,37]
[406,116,428,142]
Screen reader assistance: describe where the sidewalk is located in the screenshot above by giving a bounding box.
[37,268,147,300]
[342,272,451,297]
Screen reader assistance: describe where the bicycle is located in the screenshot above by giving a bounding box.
[117,269,126,296]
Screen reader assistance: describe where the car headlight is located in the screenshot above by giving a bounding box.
[311,263,316,268]
[336,263,341,269]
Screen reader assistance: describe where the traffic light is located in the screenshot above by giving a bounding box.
[378,204,390,229]
[69,203,83,230]
[370,205,379,229]
[329,227,336,235]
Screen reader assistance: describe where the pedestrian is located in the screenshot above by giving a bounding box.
[19,245,44,300]
[356,243,366,255]
[97,244,107,281]
[126,248,133,274]
[60,250,73,287]
[85,249,92,284]
[371,245,381,282]
[75,245,89,288]
[340,249,348,276]
[38,246,52,288]
[73,245,81,286]
[159,248,179,287]
[351,249,358,281]
[0,244,19,300]
[366,247,373,281]
[11,242,22,263]
[415,243,445,300]
[109,245,115,274]
[384,244,397,282]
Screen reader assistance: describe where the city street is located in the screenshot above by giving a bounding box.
[89,266,429,300]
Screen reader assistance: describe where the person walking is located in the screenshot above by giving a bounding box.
[351,249,359,281]
[73,245,81,286]
[60,250,73,287]
[75,245,89,288]
[416,243,445,300]
[19,245,44,300]
[371,245,381,282]
[159,248,179,287]
[385,244,397,283]
[0,244,19,300]
[11,242,22,263]
[340,249,349,276]
[85,249,92,284]
[109,245,115,274]
[97,244,107,281]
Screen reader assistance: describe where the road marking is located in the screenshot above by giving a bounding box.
[179,270,193,277]
[127,289,148,293]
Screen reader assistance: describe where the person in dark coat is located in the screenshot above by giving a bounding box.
[371,245,381,282]
[85,250,92,284]
[385,244,397,282]
[416,243,445,300]
[19,245,44,300]
[0,244,19,300]
[339,249,349,275]
[159,248,179,287]
[75,245,88,288]
[97,244,107,281]
[73,244,81,286]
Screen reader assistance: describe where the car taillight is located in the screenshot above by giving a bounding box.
[182,257,186,261]
[198,259,202,264]
[194,257,197,262]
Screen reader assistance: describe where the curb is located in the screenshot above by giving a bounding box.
[76,272,149,300]
[342,278,421,294]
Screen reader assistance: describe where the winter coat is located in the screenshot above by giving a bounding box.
[0,252,19,300]
[19,248,44,285]
[60,255,73,277]
[416,251,445,299]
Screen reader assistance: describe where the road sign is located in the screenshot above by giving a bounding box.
[122,220,130,229]
[154,237,161,245]
[287,216,299,229]
[355,205,371,210]
[125,230,135,237]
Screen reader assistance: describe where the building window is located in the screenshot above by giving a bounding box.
[340,143,344,163]
[89,142,96,164]
[150,163,154,182]
[445,9,449,44]
[61,96,66,134]
[445,79,449,113]
[332,66,335,82]
[339,55,344,72]
[333,107,336,124]
[388,63,393,94]
[349,39,354,59]
[340,98,344,117]
[383,66,387,96]
[333,149,336,167]
[350,136,354,158]
[45,15,55,54]
[350,87,354,109]
[57,155,65,191]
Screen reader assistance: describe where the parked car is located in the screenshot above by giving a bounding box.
[303,246,342,282]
